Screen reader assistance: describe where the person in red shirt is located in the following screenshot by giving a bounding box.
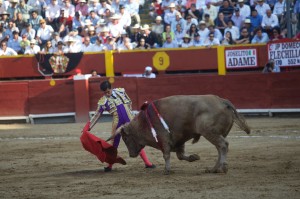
[269,27,283,41]
[293,32,300,40]
[149,0,163,20]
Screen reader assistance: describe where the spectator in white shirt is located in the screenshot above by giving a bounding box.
[255,0,271,17]
[231,7,245,29]
[8,30,22,53]
[24,39,41,54]
[143,66,156,78]
[27,0,47,16]
[63,29,82,49]
[98,0,113,17]
[29,10,43,32]
[2,20,19,40]
[151,15,164,37]
[0,0,9,14]
[119,4,131,30]
[181,34,193,48]
[125,0,140,25]
[51,32,62,48]
[198,20,209,42]
[0,41,18,56]
[161,0,173,11]
[45,0,61,31]
[273,0,285,18]
[72,11,85,32]
[251,27,269,44]
[111,0,121,14]
[174,23,185,44]
[105,36,117,50]
[162,35,178,48]
[88,0,101,14]
[261,9,278,34]
[164,2,178,25]
[224,20,240,40]
[16,0,33,22]
[237,0,251,18]
[117,36,133,51]
[204,32,220,47]
[87,10,100,26]
[91,37,107,51]
[208,25,223,42]
[184,14,198,33]
[81,36,94,52]
[54,40,66,54]
[21,23,36,41]
[7,0,19,20]
[108,14,123,38]
[63,37,81,53]
[36,19,54,46]
[170,12,186,33]
[203,0,218,22]
[193,32,204,47]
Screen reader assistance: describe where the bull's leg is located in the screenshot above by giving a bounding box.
[176,144,200,162]
[162,146,172,175]
[203,134,229,173]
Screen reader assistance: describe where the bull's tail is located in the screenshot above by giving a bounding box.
[223,100,251,134]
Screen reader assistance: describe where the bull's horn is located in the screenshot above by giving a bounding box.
[105,125,125,142]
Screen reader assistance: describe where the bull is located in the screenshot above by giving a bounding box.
[116,95,251,174]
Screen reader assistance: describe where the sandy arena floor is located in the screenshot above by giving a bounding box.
[0,117,299,199]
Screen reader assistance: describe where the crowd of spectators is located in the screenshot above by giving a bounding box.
[0,0,299,56]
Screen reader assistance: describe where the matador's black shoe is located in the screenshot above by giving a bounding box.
[145,164,156,169]
[104,167,112,172]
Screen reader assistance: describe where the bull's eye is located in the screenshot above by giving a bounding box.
[123,136,127,142]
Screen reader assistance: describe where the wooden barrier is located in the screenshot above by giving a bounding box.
[0,81,29,116]
[0,45,271,80]
[0,53,106,79]
[27,79,75,114]
[1,72,300,120]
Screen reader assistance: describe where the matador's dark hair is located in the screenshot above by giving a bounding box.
[100,80,111,91]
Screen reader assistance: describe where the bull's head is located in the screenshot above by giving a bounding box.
[116,124,145,158]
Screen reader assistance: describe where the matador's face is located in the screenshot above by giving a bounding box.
[103,88,112,98]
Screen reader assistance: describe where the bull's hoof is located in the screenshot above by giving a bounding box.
[163,170,174,175]
[205,163,228,173]
[188,154,200,162]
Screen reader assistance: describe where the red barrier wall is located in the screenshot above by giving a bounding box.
[0,53,106,79]
[113,47,218,73]
[28,79,75,114]
[76,53,106,75]
[0,56,40,78]
[1,72,300,118]
[0,45,270,79]
[0,82,29,116]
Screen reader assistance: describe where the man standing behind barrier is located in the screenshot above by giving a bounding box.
[89,80,156,172]
[143,66,156,78]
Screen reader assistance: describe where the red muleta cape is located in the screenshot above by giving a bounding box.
[80,122,126,165]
